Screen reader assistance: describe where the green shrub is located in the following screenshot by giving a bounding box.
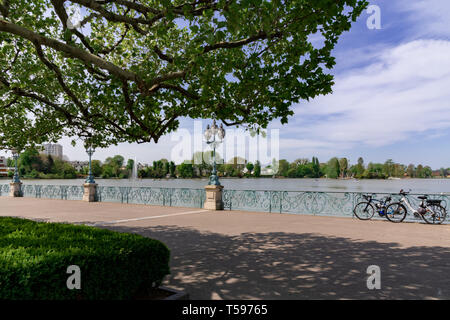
[0,217,170,300]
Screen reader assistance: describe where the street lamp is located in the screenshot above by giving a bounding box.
[11,148,20,183]
[85,145,95,184]
[204,120,226,186]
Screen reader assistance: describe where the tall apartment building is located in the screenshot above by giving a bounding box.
[0,156,8,177]
[42,144,63,159]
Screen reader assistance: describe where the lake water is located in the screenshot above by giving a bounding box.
[4,178,450,195]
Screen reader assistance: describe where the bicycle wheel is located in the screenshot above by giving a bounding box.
[422,204,447,225]
[353,202,375,220]
[385,203,407,223]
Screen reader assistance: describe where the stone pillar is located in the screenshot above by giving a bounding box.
[204,185,224,210]
[9,182,23,197]
[83,183,97,202]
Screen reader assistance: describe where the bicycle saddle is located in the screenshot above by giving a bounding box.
[427,199,442,204]
[418,196,428,200]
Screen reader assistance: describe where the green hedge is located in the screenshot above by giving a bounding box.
[0,217,170,299]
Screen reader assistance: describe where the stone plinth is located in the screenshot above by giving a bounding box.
[9,182,23,197]
[204,185,224,210]
[83,183,97,202]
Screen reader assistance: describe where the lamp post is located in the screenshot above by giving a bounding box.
[9,148,22,197]
[11,148,20,183]
[203,120,225,211]
[85,146,95,184]
[82,141,97,202]
[204,120,226,186]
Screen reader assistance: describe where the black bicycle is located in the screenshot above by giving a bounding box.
[353,194,392,220]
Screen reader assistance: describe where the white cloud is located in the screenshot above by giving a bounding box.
[280,39,450,153]
[395,0,450,38]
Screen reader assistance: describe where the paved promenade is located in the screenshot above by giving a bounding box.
[1,197,450,299]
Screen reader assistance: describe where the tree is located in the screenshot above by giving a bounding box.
[339,158,348,178]
[254,161,261,178]
[311,157,321,178]
[277,159,290,177]
[103,155,125,177]
[91,160,102,177]
[18,148,43,175]
[246,162,254,176]
[177,162,194,178]
[192,151,222,177]
[169,161,176,178]
[0,1,368,150]
[164,161,170,177]
[406,164,415,178]
[416,164,424,178]
[224,164,234,177]
[355,157,365,177]
[382,159,395,178]
[227,156,247,173]
[126,159,135,176]
[326,157,340,179]
[41,155,54,174]
[423,166,432,178]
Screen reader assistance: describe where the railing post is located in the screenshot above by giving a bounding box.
[9,182,22,197]
[279,191,282,213]
[204,185,224,210]
[83,183,97,202]
[269,191,272,213]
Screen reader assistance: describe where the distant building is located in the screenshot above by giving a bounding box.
[69,161,89,172]
[41,144,63,159]
[261,167,274,176]
[0,156,9,177]
[137,163,149,171]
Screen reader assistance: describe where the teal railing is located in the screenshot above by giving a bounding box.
[21,184,84,200]
[0,184,9,196]
[96,186,206,208]
[3,184,448,223]
[223,190,449,222]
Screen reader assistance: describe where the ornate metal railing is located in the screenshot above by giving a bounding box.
[0,184,9,196]
[4,183,449,223]
[223,190,449,222]
[22,184,84,200]
[96,186,206,208]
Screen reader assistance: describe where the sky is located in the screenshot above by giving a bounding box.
[2,0,450,168]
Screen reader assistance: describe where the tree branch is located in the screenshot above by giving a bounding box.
[0,19,140,82]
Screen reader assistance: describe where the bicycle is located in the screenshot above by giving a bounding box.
[385,189,447,224]
[353,193,392,220]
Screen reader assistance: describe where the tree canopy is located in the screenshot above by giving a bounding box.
[0,0,367,150]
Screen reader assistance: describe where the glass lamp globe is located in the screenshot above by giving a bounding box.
[204,125,212,141]
[218,124,225,140]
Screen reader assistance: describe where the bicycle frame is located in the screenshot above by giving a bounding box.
[399,196,419,215]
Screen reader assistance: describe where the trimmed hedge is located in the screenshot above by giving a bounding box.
[0,217,170,299]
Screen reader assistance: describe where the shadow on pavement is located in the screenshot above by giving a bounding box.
[100,224,450,300]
